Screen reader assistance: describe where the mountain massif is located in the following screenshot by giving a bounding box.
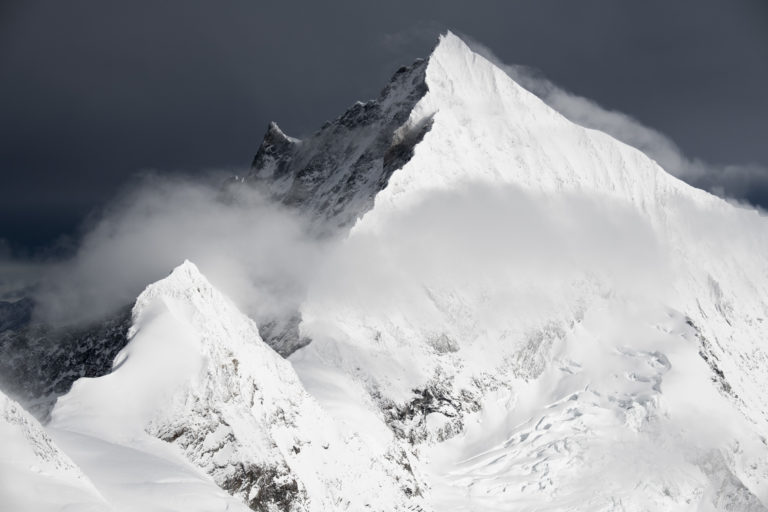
[2,32,768,511]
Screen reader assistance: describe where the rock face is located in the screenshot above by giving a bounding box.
[247,58,431,233]
[50,261,419,511]
[0,304,131,419]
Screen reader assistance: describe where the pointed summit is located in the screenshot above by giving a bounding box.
[431,30,476,58]
[251,121,299,172]
[133,259,213,312]
[243,31,543,232]
[51,261,418,511]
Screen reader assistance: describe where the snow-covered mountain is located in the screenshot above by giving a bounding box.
[251,31,768,509]
[50,260,419,511]
[3,31,768,511]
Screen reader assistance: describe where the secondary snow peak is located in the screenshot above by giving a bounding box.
[50,260,421,511]
[169,258,204,281]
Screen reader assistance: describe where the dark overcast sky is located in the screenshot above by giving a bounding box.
[1,0,767,253]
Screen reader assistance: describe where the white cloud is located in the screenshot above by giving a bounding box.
[34,173,328,326]
[306,183,671,340]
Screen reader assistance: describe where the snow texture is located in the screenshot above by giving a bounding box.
[50,261,420,511]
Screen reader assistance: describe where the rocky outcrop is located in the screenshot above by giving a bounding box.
[247,58,431,233]
[0,305,131,419]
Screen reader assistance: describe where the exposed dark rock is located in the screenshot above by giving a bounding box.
[383,446,423,499]
[258,314,311,358]
[220,463,306,512]
[246,58,431,234]
[377,372,487,444]
[0,305,132,419]
[685,317,739,399]
[155,416,309,512]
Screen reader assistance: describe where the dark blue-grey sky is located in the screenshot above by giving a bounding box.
[1,0,767,254]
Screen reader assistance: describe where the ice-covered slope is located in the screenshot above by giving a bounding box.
[0,389,109,512]
[284,32,768,509]
[51,261,420,511]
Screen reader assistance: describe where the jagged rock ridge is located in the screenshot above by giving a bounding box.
[247,57,431,232]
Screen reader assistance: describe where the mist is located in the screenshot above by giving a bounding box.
[33,173,328,326]
[18,39,768,337]
[27,165,676,343]
[304,183,672,342]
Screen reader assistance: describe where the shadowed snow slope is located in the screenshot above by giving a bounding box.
[50,261,419,512]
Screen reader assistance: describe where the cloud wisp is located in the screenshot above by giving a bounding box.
[32,173,328,326]
[14,35,768,335]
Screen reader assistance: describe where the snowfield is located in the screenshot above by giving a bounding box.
[3,31,768,511]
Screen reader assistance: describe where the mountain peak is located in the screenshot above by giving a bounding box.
[421,29,532,112]
[136,259,210,300]
[51,260,418,510]
[432,30,473,57]
[172,258,201,276]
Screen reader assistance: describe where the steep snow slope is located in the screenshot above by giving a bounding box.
[285,32,768,509]
[51,261,420,511]
[0,389,109,512]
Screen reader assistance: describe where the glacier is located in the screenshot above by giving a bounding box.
[2,31,768,511]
